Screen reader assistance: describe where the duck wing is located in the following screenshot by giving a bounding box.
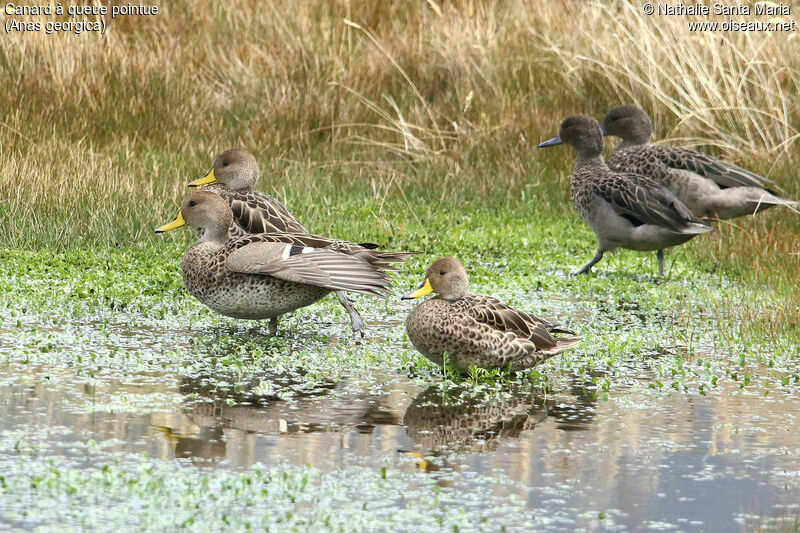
[317,238,414,272]
[444,313,545,366]
[460,294,562,350]
[225,237,392,297]
[647,144,782,194]
[608,145,673,185]
[591,172,709,232]
[231,232,412,271]
[227,190,309,234]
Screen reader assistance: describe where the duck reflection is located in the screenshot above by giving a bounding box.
[149,371,408,462]
[402,379,598,471]
[154,418,226,460]
[404,385,549,454]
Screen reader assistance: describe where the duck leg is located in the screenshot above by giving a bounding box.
[335,291,366,338]
[574,251,604,275]
[268,318,279,336]
[657,249,665,277]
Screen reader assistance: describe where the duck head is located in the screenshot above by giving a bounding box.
[188,148,259,191]
[402,257,469,301]
[155,191,232,243]
[601,105,652,145]
[538,114,605,157]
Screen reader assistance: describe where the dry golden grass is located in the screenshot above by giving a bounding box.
[0,1,798,314]
[539,1,800,151]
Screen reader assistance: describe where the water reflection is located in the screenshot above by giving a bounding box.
[3,356,800,530]
[401,380,599,474]
[403,385,550,454]
[147,372,417,464]
[155,422,226,460]
[548,378,598,431]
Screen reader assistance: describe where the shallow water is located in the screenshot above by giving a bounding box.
[2,275,800,532]
[1,318,799,532]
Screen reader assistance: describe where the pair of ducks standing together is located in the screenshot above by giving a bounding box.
[157,105,796,373]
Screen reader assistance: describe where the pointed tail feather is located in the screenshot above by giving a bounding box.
[540,335,583,356]
[355,250,416,271]
[752,196,799,208]
[680,221,715,235]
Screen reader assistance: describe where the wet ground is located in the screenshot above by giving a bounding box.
[1,277,799,531]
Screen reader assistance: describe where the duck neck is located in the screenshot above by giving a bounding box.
[572,151,608,185]
[619,124,651,148]
[619,135,649,149]
[575,150,607,170]
[440,290,466,301]
[198,224,229,248]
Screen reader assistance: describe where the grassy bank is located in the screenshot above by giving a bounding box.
[1,0,798,337]
[3,208,800,529]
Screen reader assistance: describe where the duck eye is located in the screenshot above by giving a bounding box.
[439,270,446,275]
[189,201,197,207]
[222,161,229,167]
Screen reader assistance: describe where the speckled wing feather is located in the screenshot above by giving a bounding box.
[645,144,782,194]
[590,172,703,231]
[608,145,674,184]
[316,239,413,271]
[204,184,411,269]
[225,239,392,297]
[459,294,559,350]
[226,232,411,272]
[449,313,543,366]
[226,190,308,234]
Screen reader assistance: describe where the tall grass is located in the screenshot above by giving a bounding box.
[0,1,797,306]
[538,1,800,152]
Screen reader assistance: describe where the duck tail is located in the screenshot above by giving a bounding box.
[748,195,799,209]
[540,335,583,356]
[355,250,417,272]
[556,335,583,349]
[681,221,715,235]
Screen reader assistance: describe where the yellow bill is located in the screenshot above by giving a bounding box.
[401,278,433,300]
[408,450,429,472]
[187,169,217,187]
[155,211,187,233]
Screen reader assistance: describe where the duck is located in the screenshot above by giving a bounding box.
[188,148,402,336]
[601,105,797,220]
[401,257,581,373]
[187,148,307,237]
[156,191,408,335]
[538,114,713,275]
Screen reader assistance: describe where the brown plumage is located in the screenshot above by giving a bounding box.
[401,258,581,373]
[601,105,797,220]
[156,191,406,335]
[188,148,307,238]
[188,148,412,335]
[539,114,713,275]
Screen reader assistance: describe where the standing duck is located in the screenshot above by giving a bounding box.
[188,148,408,336]
[601,105,797,220]
[539,114,713,275]
[156,191,407,335]
[402,257,581,373]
